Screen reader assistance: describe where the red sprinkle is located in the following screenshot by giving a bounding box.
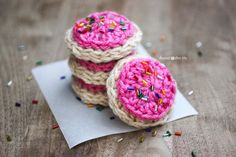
[175,131,182,136]
[32,100,38,104]
[52,124,59,129]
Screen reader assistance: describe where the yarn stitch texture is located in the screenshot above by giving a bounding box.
[106,55,176,128]
[65,23,142,63]
[72,76,108,106]
[72,11,135,50]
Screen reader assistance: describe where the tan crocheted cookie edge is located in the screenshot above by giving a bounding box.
[68,55,108,85]
[106,55,174,128]
[71,76,108,106]
[65,23,142,63]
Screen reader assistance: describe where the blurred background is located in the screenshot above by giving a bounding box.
[0,0,236,157]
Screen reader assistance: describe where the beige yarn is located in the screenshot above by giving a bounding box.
[106,55,172,128]
[65,23,142,63]
[68,55,108,85]
[72,76,108,106]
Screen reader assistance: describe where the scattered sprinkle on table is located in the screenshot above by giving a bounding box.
[152,130,157,137]
[117,138,123,143]
[160,35,166,43]
[32,100,38,104]
[36,61,43,66]
[145,128,152,132]
[139,136,145,143]
[22,55,28,60]
[26,75,33,81]
[191,150,196,157]
[175,131,182,136]
[188,90,194,96]
[87,104,95,108]
[76,96,81,101]
[110,116,115,120]
[15,102,21,107]
[196,41,202,48]
[152,49,159,57]
[7,80,13,86]
[6,135,12,142]
[96,106,105,111]
[144,42,152,48]
[60,76,66,80]
[52,124,59,129]
[163,131,172,137]
[197,51,202,57]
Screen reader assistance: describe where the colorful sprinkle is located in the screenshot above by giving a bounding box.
[142,80,148,86]
[175,131,182,136]
[152,49,158,56]
[117,138,123,143]
[158,98,163,105]
[60,76,66,80]
[150,85,154,91]
[155,93,161,99]
[188,90,194,96]
[141,61,148,66]
[52,124,59,129]
[110,116,115,120]
[121,27,127,31]
[191,151,196,157]
[139,136,145,143]
[163,131,171,137]
[32,100,38,105]
[196,41,202,48]
[145,128,152,132]
[141,96,148,101]
[26,75,33,81]
[99,16,104,19]
[15,102,21,107]
[87,104,95,108]
[76,96,81,101]
[119,21,125,26]
[36,61,43,66]
[161,89,166,95]
[127,86,135,90]
[96,106,105,111]
[152,130,157,137]
[157,75,163,80]
[6,135,12,142]
[160,35,166,43]
[7,80,13,86]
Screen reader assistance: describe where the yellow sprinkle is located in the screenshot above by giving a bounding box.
[79,23,84,27]
[26,75,33,81]
[139,136,145,143]
[111,21,117,26]
[158,98,163,105]
[152,130,157,137]
[146,71,151,75]
[142,80,148,86]
[87,104,95,108]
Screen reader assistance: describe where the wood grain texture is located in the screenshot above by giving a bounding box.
[0,0,236,156]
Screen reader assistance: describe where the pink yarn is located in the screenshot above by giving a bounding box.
[75,58,117,72]
[74,77,106,93]
[116,58,176,121]
[72,11,135,50]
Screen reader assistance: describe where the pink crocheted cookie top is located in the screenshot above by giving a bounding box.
[72,11,135,50]
[75,58,117,72]
[73,76,106,93]
[116,58,176,121]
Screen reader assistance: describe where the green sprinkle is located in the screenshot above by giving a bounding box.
[150,85,154,91]
[99,16,104,19]
[36,61,43,66]
[6,135,12,142]
[121,27,127,31]
[96,106,105,111]
[120,21,125,26]
[191,151,196,157]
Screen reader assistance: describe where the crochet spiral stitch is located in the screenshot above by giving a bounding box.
[106,55,176,128]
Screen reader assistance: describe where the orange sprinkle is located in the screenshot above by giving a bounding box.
[158,98,163,105]
[52,124,59,129]
[175,131,182,136]
[154,71,158,76]
[161,89,166,95]
[142,80,148,86]
[141,61,148,66]
[160,35,166,43]
[152,49,159,57]
[111,21,117,26]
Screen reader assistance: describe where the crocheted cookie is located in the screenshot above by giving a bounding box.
[72,76,108,106]
[106,56,177,128]
[65,11,142,63]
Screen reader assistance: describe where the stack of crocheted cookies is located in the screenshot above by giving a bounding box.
[65,11,142,106]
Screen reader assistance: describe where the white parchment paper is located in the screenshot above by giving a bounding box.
[32,45,198,148]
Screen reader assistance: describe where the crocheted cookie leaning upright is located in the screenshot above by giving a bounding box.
[106,56,177,128]
[65,11,142,106]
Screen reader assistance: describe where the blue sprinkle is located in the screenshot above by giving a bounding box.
[145,128,152,132]
[127,86,135,90]
[60,76,66,80]
[155,93,161,99]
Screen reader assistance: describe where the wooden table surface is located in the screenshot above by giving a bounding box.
[1,0,236,156]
